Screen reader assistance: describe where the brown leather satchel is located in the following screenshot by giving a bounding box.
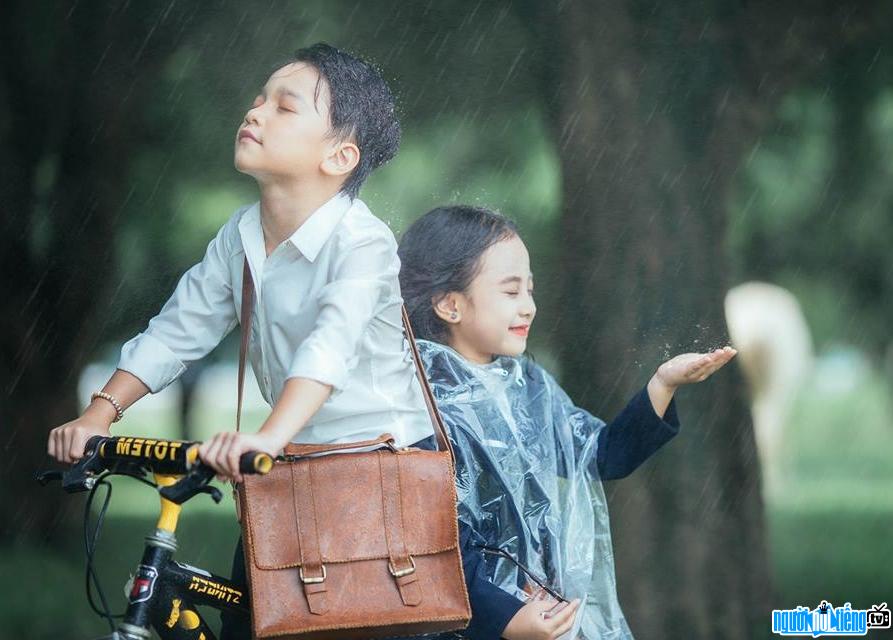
[234,258,471,639]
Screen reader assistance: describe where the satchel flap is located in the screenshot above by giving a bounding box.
[241,449,460,570]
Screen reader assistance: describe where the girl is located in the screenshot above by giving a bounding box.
[398,205,736,640]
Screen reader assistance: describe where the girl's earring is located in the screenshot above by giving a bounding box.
[450,312,458,321]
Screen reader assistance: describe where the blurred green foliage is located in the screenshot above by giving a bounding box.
[730,85,893,356]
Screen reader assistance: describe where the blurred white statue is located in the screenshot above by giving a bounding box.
[724,282,814,494]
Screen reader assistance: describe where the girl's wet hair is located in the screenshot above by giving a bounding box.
[398,205,518,342]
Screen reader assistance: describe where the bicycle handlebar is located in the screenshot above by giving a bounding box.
[94,435,272,475]
[36,435,273,504]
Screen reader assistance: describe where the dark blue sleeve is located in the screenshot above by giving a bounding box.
[595,385,681,481]
[459,522,525,639]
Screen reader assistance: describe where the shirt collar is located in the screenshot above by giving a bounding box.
[238,192,354,268]
[286,192,354,262]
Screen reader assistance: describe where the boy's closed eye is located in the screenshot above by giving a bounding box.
[277,93,300,113]
[283,99,301,113]
[250,90,301,113]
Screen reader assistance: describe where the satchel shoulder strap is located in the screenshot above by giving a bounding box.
[237,257,454,460]
[400,305,453,456]
[237,257,253,434]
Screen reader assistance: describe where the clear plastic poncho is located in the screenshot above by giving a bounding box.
[417,340,633,640]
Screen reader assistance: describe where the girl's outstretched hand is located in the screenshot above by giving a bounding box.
[656,346,737,388]
[646,346,737,417]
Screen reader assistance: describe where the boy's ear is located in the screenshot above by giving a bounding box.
[320,141,360,178]
[433,293,462,324]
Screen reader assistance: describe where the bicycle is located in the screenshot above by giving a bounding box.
[37,435,272,640]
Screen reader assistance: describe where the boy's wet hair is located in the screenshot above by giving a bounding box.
[398,205,519,343]
[286,43,401,198]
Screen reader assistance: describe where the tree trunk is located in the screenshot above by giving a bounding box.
[545,2,771,637]
[534,1,886,637]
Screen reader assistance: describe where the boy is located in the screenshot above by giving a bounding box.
[47,43,576,639]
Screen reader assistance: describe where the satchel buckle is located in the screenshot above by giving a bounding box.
[299,564,327,584]
[388,555,416,578]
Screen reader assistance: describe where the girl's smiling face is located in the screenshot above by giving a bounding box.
[436,234,536,363]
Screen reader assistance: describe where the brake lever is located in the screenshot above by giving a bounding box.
[198,485,224,503]
[36,436,146,493]
[158,466,221,505]
[35,466,101,493]
[35,470,63,485]
[157,451,270,505]
[36,439,105,492]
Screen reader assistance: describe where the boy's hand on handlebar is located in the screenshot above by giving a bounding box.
[48,416,112,464]
[199,431,282,483]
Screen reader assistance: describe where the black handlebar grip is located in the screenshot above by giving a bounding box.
[239,451,273,475]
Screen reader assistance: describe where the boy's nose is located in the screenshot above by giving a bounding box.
[244,108,262,126]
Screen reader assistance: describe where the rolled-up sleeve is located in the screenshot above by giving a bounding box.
[118,215,239,393]
[287,229,394,392]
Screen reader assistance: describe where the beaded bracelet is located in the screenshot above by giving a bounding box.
[91,391,124,423]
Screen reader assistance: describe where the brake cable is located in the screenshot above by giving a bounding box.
[83,471,159,631]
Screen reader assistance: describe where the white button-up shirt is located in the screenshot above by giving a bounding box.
[118,193,434,447]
